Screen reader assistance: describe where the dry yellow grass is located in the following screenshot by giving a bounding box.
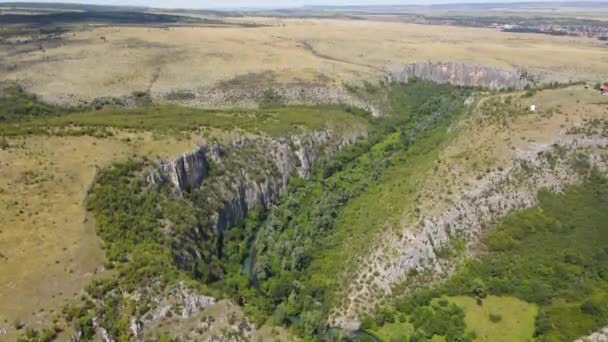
[0,132,203,337]
[2,18,607,104]
[336,85,608,323]
[413,85,608,220]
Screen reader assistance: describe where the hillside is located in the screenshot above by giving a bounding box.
[1,3,608,342]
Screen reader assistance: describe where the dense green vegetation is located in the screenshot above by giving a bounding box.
[73,80,471,340]
[82,160,221,339]
[41,104,366,136]
[0,83,63,122]
[215,81,471,337]
[28,78,607,341]
[365,171,608,341]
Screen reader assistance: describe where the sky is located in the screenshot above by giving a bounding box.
[1,0,598,9]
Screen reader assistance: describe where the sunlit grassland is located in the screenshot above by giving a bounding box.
[370,295,537,342]
[447,296,537,342]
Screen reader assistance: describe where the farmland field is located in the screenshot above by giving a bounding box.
[2,18,608,105]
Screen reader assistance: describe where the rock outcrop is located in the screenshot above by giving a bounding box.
[575,326,608,342]
[386,61,534,90]
[150,129,364,232]
[332,134,608,329]
[157,85,382,117]
[149,128,365,276]
[148,143,222,193]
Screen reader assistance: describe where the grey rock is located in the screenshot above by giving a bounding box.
[99,328,113,342]
[156,85,382,117]
[150,128,364,275]
[148,143,222,193]
[181,290,216,318]
[129,317,142,339]
[576,326,608,342]
[386,61,534,89]
[71,330,82,342]
[332,134,608,329]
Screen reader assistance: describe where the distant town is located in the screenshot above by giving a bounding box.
[499,23,608,40]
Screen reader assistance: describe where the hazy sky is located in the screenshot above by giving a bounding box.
[1,0,590,9]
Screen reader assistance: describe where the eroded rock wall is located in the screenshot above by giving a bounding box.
[386,61,533,90]
[157,85,382,117]
[148,143,222,193]
[331,135,608,329]
[149,128,365,282]
[150,129,363,232]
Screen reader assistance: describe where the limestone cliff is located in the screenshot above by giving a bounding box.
[332,134,608,329]
[386,61,534,90]
[150,129,362,229]
[148,128,365,273]
[148,143,222,193]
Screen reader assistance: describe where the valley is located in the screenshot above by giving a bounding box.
[0,2,607,342]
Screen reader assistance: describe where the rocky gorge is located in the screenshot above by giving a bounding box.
[146,125,368,285]
[332,133,608,329]
[148,127,365,233]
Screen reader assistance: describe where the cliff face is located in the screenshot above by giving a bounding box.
[149,129,364,272]
[332,135,608,329]
[150,129,362,230]
[386,61,533,90]
[147,144,222,193]
[147,129,365,276]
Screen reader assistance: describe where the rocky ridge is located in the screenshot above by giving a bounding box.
[386,61,535,90]
[82,283,253,342]
[156,85,382,117]
[576,326,608,342]
[149,127,365,272]
[331,134,608,329]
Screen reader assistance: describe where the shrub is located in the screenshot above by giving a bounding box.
[489,313,502,323]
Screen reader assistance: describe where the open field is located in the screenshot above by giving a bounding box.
[447,296,537,342]
[369,295,537,341]
[0,132,204,337]
[0,81,368,338]
[2,18,608,105]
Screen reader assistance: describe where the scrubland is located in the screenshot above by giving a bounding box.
[1,9,608,341]
[2,18,608,105]
[0,131,204,335]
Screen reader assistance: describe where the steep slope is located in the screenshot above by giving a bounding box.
[78,112,369,340]
[149,128,365,276]
[386,61,537,89]
[329,85,608,332]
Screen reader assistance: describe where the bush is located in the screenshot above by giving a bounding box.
[14,319,25,330]
[489,313,502,323]
[580,301,600,315]
[0,137,9,150]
